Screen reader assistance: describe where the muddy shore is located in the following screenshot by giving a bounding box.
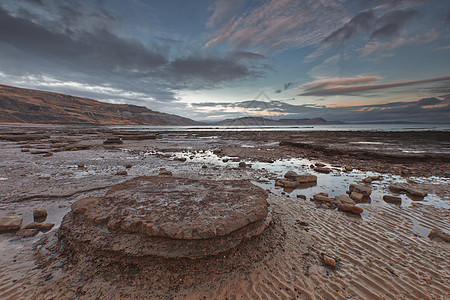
[0,126,449,299]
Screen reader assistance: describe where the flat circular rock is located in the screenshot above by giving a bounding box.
[60,176,270,258]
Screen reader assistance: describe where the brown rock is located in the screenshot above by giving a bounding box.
[405,187,427,198]
[323,255,336,267]
[25,222,55,232]
[349,183,371,196]
[428,228,450,243]
[116,170,128,176]
[125,164,133,168]
[238,162,247,168]
[103,137,123,144]
[362,177,373,184]
[350,192,364,202]
[295,174,317,183]
[383,195,402,204]
[0,215,23,231]
[338,204,363,215]
[315,166,331,174]
[16,228,39,238]
[284,171,298,179]
[313,194,331,202]
[33,208,48,221]
[344,166,353,172]
[334,195,355,205]
[158,169,173,176]
[297,195,306,200]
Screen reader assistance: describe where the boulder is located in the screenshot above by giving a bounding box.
[315,167,331,174]
[295,174,317,183]
[0,215,23,231]
[284,171,298,179]
[313,194,331,202]
[405,187,427,198]
[349,184,371,196]
[238,162,247,168]
[25,222,55,232]
[383,195,402,204]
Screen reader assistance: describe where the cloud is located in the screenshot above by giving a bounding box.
[227,51,267,61]
[299,75,450,96]
[205,0,346,53]
[323,10,375,45]
[206,0,246,29]
[192,97,450,123]
[370,9,419,40]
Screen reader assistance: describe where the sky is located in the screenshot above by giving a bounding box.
[0,0,449,123]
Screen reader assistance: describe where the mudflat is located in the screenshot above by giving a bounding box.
[0,126,449,299]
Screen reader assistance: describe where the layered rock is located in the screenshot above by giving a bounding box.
[59,176,271,259]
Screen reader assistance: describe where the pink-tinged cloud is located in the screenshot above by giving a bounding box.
[300,76,450,96]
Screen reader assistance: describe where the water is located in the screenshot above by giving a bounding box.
[108,123,450,132]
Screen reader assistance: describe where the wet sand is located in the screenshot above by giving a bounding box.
[0,126,449,299]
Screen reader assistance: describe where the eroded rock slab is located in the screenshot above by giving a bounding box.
[59,176,270,259]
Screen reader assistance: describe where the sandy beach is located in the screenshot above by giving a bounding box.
[0,126,449,299]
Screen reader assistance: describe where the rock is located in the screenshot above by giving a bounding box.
[323,255,336,267]
[344,166,353,172]
[370,175,381,181]
[103,137,123,144]
[238,162,247,168]
[43,152,53,157]
[59,176,270,259]
[428,228,450,243]
[30,150,50,155]
[174,157,187,162]
[0,215,23,231]
[222,158,229,162]
[350,192,364,202]
[315,162,326,167]
[405,187,427,198]
[297,195,306,200]
[25,222,55,232]
[334,195,355,205]
[313,194,332,202]
[77,163,85,168]
[16,228,39,238]
[349,184,371,196]
[295,174,317,183]
[284,171,298,179]
[158,169,173,176]
[388,184,427,198]
[116,170,128,176]
[383,195,402,204]
[338,204,363,215]
[388,184,405,193]
[33,208,48,222]
[318,192,329,197]
[202,165,208,169]
[315,167,331,174]
[280,180,298,188]
[362,177,373,184]
[125,164,132,168]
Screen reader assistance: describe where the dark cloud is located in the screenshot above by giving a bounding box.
[228,51,267,61]
[299,76,450,96]
[323,11,375,45]
[370,9,419,40]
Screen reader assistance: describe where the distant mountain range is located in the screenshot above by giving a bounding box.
[215,116,344,126]
[0,84,200,125]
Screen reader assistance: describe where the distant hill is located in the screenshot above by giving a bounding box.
[215,116,344,126]
[0,84,201,125]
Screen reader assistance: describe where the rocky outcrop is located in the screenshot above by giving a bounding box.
[0,215,23,231]
[59,176,271,259]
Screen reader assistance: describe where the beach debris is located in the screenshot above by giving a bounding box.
[349,183,372,197]
[34,208,48,222]
[323,255,337,267]
[16,228,39,238]
[338,204,363,215]
[0,215,23,232]
[428,228,450,243]
[59,176,271,259]
[383,195,402,204]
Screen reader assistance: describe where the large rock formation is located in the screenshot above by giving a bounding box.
[59,176,271,259]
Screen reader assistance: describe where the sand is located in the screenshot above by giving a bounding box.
[0,126,449,299]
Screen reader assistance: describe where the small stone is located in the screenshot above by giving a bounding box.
[405,187,427,198]
[428,228,450,243]
[77,163,85,168]
[344,166,353,172]
[33,209,47,222]
[0,215,23,231]
[383,195,402,204]
[362,177,373,184]
[295,174,317,183]
[315,167,331,174]
[280,180,298,188]
[103,137,123,145]
[202,165,208,169]
[174,157,187,162]
[315,162,326,167]
[350,192,364,202]
[323,255,336,267]
[43,152,53,157]
[284,171,298,179]
[16,228,39,237]
[349,184,371,196]
[297,195,306,200]
[158,169,173,176]
[116,170,128,176]
[338,204,363,215]
[125,164,133,168]
[238,162,247,168]
[388,184,405,193]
